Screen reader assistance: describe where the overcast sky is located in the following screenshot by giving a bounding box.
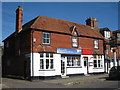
[2,2,119,43]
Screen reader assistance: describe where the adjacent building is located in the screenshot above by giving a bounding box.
[99,27,120,73]
[3,6,106,80]
[0,43,3,79]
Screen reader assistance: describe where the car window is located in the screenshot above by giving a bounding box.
[117,66,120,71]
[110,67,116,71]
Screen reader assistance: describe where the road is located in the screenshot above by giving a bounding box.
[2,77,119,89]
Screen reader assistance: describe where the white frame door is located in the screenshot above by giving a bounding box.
[61,57,67,76]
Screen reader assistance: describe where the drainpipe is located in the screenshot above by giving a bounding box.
[113,49,117,66]
[31,30,34,81]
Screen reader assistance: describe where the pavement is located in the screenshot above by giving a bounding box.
[2,73,111,88]
[42,73,108,86]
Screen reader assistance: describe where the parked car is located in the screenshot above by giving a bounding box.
[108,66,120,80]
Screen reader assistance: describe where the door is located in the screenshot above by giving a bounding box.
[61,57,66,76]
[83,57,89,74]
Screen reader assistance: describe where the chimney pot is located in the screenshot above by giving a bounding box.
[86,17,98,29]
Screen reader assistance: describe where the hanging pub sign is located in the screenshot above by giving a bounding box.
[57,48,82,54]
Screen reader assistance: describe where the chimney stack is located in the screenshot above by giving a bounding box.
[16,6,23,32]
[86,17,98,29]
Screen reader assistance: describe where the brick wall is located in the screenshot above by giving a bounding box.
[32,30,104,54]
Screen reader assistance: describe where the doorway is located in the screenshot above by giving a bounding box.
[83,57,89,74]
[61,57,66,76]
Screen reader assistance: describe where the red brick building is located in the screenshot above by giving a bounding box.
[2,6,105,80]
[99,27,120,73]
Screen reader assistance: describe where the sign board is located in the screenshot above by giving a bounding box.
[57,48,82,54]
[82,49,92,55]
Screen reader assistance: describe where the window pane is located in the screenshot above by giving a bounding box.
[50,53,53,58]
[72,36,78,47]
[46,59,49,69]
[47,33,50,38]
[47,39,50,43]
[43,39,46,44]
[98,60,100,67]
[40,53,44,58]
[84,60,87,66]
[40,59,44,69]
[46,53,49,57]
[94,60,97,67]
[50,59,53,69]
[77,57,80,66]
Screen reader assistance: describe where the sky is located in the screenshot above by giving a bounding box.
[1,2,119,44]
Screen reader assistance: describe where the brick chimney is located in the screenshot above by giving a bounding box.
[86,17,98,29]
[16,6,23,32]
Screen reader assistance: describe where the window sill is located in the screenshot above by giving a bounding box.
[39,69,55,71]
[67,66,82,68]
[93,67,103,69]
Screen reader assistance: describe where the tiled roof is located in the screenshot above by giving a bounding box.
[23,16,103,39]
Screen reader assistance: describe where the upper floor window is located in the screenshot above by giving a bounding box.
[104,31,110,39]
[6,41,9,48]
[117,33,120,40]
[72,36,78,47]
[94,39,99,49]
[42,32,50,45]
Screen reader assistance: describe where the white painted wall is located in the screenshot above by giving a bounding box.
[30,53,61,77]
[30,53,105,77]
[66,67,83,75]
[91,55,105,73]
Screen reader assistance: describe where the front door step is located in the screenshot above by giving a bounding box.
[61,76,69,79]
[85,74,90,76]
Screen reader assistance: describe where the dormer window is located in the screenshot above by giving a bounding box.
[104,31,110,39]
[72,26,78,35]
[117,33,120,40]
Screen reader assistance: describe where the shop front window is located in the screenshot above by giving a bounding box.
[66,56,81,67]
[93,55,103,68]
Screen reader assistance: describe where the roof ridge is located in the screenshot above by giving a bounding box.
[38,16,89,28]
[31,16,40,27]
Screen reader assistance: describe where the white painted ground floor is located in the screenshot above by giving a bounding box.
[29,53,105,78]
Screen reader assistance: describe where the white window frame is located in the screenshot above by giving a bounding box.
[104,31,110,39]
[94,39,99,49]
[117,33,120,40]
[72,36,78,48]
[42,32,50,45]
[40,53,54,70]
[67,56,81,67]
[93,55,103,68]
